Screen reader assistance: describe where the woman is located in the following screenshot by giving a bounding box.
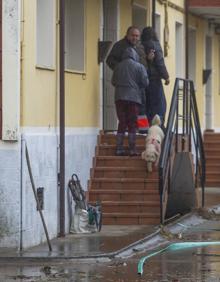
[112,47,149,156]
[141,27,170,130]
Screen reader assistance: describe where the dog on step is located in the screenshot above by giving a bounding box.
[141,115,165,172]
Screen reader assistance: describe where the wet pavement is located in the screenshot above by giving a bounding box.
[0,225,158,258]
[1,220,220,281]
[1,188,220,281]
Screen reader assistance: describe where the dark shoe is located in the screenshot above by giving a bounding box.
[116,133,126,156]
[129,148,139,157]
[116,148,126,156]
[128,133,139,157]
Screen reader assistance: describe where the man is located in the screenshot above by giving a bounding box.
[106,26,147,70]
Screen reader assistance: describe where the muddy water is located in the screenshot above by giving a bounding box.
[1,223,220,281]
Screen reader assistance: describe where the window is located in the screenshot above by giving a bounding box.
[132,4,147,33]
[65,0,85,72]
[36,0,55,68]
[155,14,161,41]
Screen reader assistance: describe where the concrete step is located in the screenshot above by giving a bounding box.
[205,172,220,179]
[205,148,220,157]
[92,166,158,179]
[100,134,146,146]
[89,189,159,202]
[205,180,220,187]
[89,178,159,190]
[97,145,145,156]
[204,142,220,150]
[205,157,220,166]
[102,212,160,225]
[204,133,220,142]
[206,164,220,173]
[95,156,147,167]
[96,201,160,213]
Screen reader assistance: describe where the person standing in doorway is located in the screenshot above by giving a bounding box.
[141,27,170,130]
[106,26,147,70]
[111,47,149,156]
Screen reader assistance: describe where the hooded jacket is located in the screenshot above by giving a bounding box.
[142,39,169,81]
[111,47,149,105]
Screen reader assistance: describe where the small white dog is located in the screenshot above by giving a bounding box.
[141,115,165,172]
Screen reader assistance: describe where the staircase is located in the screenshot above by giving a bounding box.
[204,131,220,187]
[88,132,160,225]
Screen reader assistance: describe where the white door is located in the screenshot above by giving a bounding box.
[205,36,212,129]
[103,0,118,130]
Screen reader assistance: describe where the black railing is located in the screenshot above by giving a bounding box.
[159,78,206,224]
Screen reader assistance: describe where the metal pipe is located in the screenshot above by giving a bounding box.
[185,0,189,79]
[59,0,65,237]
[25,144,52,251]
[152,0,156,29]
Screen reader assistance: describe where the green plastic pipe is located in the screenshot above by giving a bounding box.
[138,241,220,275]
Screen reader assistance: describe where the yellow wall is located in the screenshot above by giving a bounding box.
[120,0,132,37]
[65,0,100,127]
[155,1,185,115]
[21,0,101,128]
[21,0,57,127]
[155,1,220,129]
[188,15,206,127]
[119,0,150,37]
[21,0,220,129]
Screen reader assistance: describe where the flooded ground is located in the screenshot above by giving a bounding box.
[1,221,220,281]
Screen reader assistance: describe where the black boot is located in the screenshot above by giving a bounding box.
[128,133,138,157]
[116,133,126,156]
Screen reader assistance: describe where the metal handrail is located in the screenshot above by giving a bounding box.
[159,78,206,224]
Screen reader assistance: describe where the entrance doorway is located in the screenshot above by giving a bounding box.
[103,0,118,130]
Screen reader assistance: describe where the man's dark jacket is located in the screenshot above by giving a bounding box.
[106,37,146,70]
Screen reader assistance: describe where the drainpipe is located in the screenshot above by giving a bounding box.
[19,0,25,252]
[59,0,65,237]
[185,0,189,79]
[152,0,156,29]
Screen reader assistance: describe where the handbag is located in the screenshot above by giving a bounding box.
[137,89,149,134]
[137,114,149,133]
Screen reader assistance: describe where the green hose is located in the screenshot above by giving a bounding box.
[138,241,220,275]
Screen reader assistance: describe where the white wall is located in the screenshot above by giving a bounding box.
[0,142,21,248]
[20,127,98,248]
[2,0,20,140]
[0,0,21,249]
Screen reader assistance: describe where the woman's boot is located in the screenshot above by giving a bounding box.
[128,133,138,156]
[116,133,126,156]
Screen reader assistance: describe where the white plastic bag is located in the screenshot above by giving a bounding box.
[70,207,91,234]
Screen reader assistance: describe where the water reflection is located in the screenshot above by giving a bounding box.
[1,225,220,281]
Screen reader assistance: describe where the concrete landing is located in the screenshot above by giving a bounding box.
[0,225,158,259]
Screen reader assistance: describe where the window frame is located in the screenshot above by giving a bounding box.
[64,0,86,74]
[36,0,56,70]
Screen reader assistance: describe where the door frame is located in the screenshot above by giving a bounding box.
[205,34,213,130]
[101,0,120,131]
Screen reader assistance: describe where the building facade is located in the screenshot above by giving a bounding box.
[0,0,219,249]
